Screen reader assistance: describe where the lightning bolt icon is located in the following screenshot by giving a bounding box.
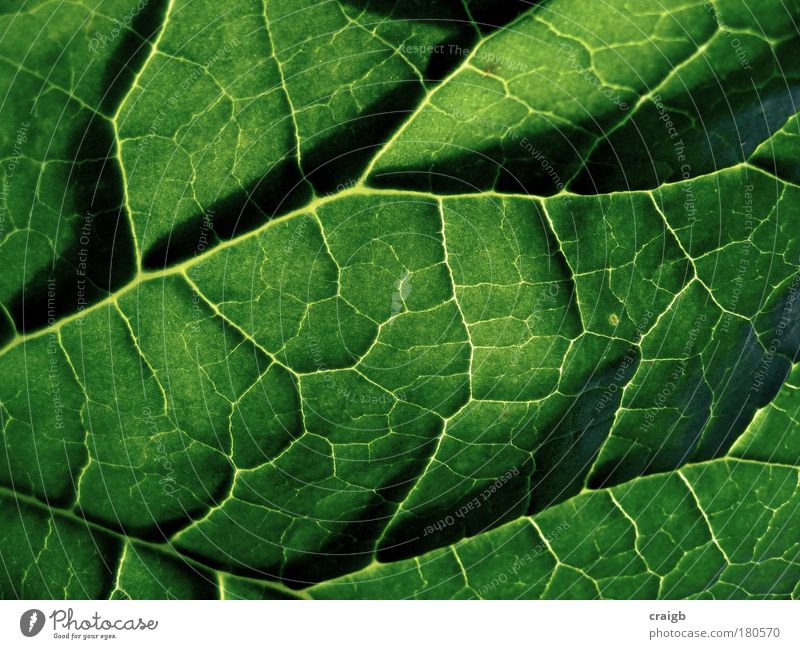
[28,612,38,632]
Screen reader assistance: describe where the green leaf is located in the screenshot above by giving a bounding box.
[1,0,799,599]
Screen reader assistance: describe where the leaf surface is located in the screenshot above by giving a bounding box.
[1,0,799,599]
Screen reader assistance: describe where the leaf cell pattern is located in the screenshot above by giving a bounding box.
[1,0,800,599]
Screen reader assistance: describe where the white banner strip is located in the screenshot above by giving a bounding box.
[0,600,796,648]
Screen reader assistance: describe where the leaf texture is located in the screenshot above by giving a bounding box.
[0,0,799,599]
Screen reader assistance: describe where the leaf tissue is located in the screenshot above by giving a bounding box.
[1,0,799,600]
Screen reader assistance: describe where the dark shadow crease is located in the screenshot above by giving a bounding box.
[9,115,135,334]
[141,157,312,269]
[528,349,640,514]
[298,81,425,195]
[280,504,394,587]
[571,74,800,194]
[339,0,477,83]
[86,1,540,270]
[277,435,442,586]
[368,130,591,197]
[368,40,800,198]
[12,0,542,329]
[343,0,537,36]
[140,82,426,269]
[99,0,171,115]
[167,499,390,589]
[465,0,540,34]
[73,461,235,543]
[0,305,12,347]
[375,457,534,564]
[7,0,170,334]
[299,0,540,193]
